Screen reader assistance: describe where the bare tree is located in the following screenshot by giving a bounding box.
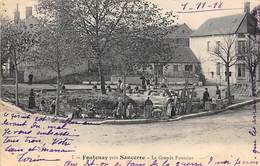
[244,36,260,97]
[35,0,86,116]
[37,0,176,94]
[210,36,237,103]
[1,21,37,106]
[35,20,83,116]
[0,0,7,99]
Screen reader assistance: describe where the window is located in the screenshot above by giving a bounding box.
[216,41,220,52]
[238,34,245,38]
[237,63,246,77]
[173,65,179,72]
[216,62,221,75]
[211,72,214,78]
[238,41,246,54]
[176,38,180,45]
[174,38,189,46]
[207,41,211,51]
[185,38,190,47]
[185,65,193,72]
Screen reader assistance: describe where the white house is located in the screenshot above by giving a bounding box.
[190,11,260,86]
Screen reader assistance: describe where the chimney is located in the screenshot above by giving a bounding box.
[244,1,250,13]
[26,7,33,19]
[14,4,20,24]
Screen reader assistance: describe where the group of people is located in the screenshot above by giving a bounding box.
[140,76,152,90]
[203,86,222,109]
[113,86,223,119]
[114,95,177,119]
[114,98,135,119]
[140,75,168,90]
[114,96,154,119]
[27,88,58,114]
[145,96,176,119]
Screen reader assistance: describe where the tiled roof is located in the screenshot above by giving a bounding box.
[153,47,199,64]
[169,47,200,63]
[191,13,258,37]
[166,23,193,38]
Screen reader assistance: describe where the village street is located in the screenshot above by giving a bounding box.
[77,103,260,147]
[71,102,260,162]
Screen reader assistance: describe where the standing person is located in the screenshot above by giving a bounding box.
[117,79,122,92]
[166,97,175,118]
[203,88,210,108]
[140,76,146,90]
[216,86,221,99]
[146,78,150,86]
[120,81,125,93]
[28,89,36,109]
[161,77,167,88]
[106,85,112,92]
[28,72,33,85]
[154,76,158,87]
[50,100,56,114]
[134,86,139,93]
[144,97,153,118]
[39,99,46,112]
[126,103,134,119]
[115,97,123,119]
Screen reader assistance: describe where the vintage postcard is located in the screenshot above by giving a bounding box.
[0,0,260,166]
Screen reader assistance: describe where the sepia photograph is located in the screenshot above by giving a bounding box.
[0,0,259,166]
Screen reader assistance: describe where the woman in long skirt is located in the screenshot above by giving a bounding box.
[28,89,36,109]
[144,97,153,118]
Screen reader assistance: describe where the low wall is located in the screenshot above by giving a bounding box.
[111,75,199,85]
[111,75,141,85]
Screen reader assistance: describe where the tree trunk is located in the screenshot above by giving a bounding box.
[14,64,19,106]
[0,26,2,100]
[0,55,2,100]
[98,59,106,94]
[225,65,231,103]
[123,72,127,115]
[250,71,256,97]
[55,70,61,117]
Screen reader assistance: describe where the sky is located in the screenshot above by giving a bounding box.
[1,0,260,30]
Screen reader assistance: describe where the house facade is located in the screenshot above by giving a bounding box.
[190,12,260,86]
[111,24,201,85]
[151,24,200,84]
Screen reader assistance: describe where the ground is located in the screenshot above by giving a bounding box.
[76,103,260,166]
[0,99,259,166]
[77,103,260,147]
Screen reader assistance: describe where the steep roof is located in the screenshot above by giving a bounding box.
[191,13,258,37]
[166,23,193,38]
[170,47,200,63]
[152,47,199,64]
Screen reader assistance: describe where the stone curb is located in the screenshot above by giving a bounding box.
[82,97,260,125]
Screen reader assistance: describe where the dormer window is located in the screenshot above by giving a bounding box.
[238,34,245,38]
